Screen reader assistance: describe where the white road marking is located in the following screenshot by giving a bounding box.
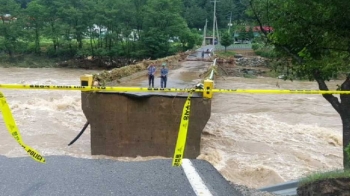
[182,159,213,196]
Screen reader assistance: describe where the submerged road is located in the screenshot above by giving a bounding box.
[0,156,243,196]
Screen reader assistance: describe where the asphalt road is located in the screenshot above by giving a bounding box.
[0,155,243,196]
[187,45,214,60]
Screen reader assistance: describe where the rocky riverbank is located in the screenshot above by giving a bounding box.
[217,55,272,78]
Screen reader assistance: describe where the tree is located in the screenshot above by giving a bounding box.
[238,26,247,41]
[247,26,254,40]
[56,0,90,50]
[183,5,207,29]
[248,0,350,169]
[0,0,22,57]
[25,0,46,54]
[15,0,31,8]
[178,28,201,51]
[38,0,65,54]
[216,0,235,28]
[1,0,252,60]
[142,0,190,58]
[220,31,233,52]
[231,0,251,24]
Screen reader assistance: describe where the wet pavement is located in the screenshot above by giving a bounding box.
[123,46,214,88]
[187,45,214,60]
[119,54,213,97]
[0,156,243,196]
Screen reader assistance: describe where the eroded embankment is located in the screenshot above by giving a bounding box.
[93,51,192,86]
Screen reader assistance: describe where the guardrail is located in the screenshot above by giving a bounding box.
[259,180,298,196]
[214,44,252,51]
[208,58,217,80]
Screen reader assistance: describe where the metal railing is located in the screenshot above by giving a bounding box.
[214,44,252,51]
[207,58,217,80]
[259,180,298,196]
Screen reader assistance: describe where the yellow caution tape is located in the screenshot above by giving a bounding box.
[0,84,196,92]
[211,89,350,94]
[0,84,349,94]
[0,92,45,163]
[172,91,193,167]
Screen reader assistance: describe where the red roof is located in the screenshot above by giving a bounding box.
[252,26,273,32]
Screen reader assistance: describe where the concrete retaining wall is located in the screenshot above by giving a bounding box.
[81,92,211,158]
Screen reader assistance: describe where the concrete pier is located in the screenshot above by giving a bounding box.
[82,92,211,158]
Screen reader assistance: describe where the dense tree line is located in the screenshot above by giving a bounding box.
[0,0,249,60]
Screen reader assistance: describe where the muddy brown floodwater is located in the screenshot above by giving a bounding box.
[0,65,343,189]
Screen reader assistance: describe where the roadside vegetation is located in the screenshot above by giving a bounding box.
[215,51,235,58]
[299,170,350,187]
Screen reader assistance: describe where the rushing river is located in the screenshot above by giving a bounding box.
[0,67,343,189]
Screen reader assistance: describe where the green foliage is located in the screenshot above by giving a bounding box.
[248,0,350,169]
[0,0,22,57]
[220,32,233,52]
[183,3,207,28]
[248,0,350,81]
[182,0,251,29]
[243,73,257,78]
[0,0,252,61]
[179,29,201,51]
[247,26,254,40]
[215,50,235,58]
[251,43,260,51]
[139,30,171,59]
[238,27,247,41]
[299,169,350,187]
[346,143,350,168]
[25,0,46,53]
[251,42,277,58]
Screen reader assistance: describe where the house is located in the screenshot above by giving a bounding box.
[203,36,218,45]
[234,26,273,40]
[0,14,17,23]
[252,26,273,33]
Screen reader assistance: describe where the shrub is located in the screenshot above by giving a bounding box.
[252,43,261,51]
[299,169,350,187]
[346,143,350,165]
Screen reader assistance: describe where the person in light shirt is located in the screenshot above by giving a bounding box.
[160,63,168,88]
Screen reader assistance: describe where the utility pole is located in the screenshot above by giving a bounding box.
[216,16,220,44]
[211,0,218,53]
[228,12,232,33]
[202,19,208,46]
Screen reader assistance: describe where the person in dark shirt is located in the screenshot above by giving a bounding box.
[147,63,156,87]
[160,63,168,88]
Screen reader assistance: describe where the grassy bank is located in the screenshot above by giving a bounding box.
[95,51,191,85]
[215,50,236,58]
[299,169,350,186]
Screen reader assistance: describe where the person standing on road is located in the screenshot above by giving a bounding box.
[147,63,156,88]
[160,63,168,88]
